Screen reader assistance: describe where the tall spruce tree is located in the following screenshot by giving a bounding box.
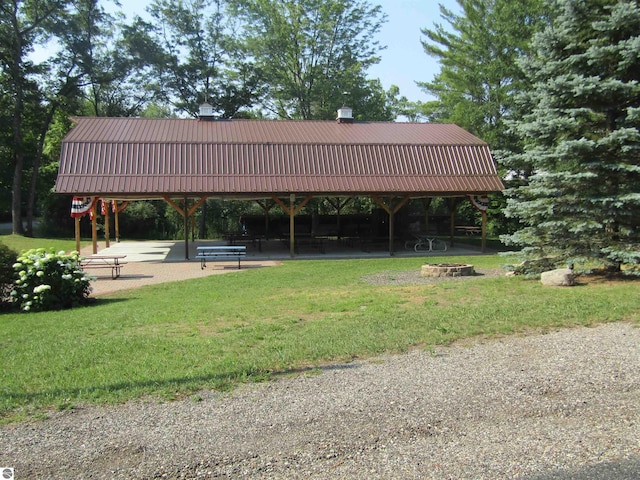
[501,0,640,272]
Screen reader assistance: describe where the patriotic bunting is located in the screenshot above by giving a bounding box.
[467,195,490,212]
[70,196,97,218]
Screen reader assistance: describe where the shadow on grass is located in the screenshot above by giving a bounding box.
[271,362,360,379]
[2,362,362,411]
[2,370,266,406]
[90,297,131,305]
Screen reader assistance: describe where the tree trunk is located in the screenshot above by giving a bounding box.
[12,156,24,235]
[25,105,58,237]
[9,1,25,236]
[11,75,25,235]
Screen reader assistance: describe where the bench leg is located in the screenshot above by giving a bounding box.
[201,258,207,269]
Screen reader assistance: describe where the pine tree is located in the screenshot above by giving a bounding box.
[502,0,640,273]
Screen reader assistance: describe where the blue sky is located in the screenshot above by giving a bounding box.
[370,0,459,103]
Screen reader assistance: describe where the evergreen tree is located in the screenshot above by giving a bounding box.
[502,0,640,272]
[419,0,547,236]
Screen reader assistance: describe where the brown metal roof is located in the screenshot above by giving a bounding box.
[55,117,504,198]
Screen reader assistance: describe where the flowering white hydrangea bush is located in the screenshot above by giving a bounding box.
[10,248,95,312]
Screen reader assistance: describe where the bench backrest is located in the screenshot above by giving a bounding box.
[196,246,246,254]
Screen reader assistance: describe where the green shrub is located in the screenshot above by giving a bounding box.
[0,242,18,308]
[10,248,94,312]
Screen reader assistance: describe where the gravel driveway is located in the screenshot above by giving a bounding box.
[1,322,639,479]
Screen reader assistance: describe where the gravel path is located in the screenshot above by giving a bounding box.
[2,322,639,479]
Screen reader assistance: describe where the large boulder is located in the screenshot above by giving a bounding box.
[540,268,575,287]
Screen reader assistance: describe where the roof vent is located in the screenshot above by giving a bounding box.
[337,106,353,124]
[198,102,215,120]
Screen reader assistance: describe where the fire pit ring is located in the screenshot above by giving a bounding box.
[420,263,475,277]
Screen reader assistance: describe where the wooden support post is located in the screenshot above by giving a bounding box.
[91,202,98,254]
[326,197,352,239]
[371,195,411,256]
[449,198,457,247]
[163,196,207,260]
[481,210,488,253]
[104,200,111,248]
[183,196,189,260]
[115,206,120,242]
[289,194,295,257]
[271,194,313,257]
[75,217,81,253]
[255,199,275,239]
[424,198,432,232]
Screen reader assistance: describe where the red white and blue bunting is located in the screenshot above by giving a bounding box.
[70,196,97,218]
[467,195,490,212]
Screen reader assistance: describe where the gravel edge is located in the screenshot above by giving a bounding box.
[2,322,639,479]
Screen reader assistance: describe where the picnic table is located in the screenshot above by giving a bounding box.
[224,232,262,252]
[405,234,448,252]
[456,226,482,235]
[80,255,127,279]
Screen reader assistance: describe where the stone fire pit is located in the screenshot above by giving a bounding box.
[421,263,475,277]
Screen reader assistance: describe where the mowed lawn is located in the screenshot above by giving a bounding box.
[1,250,639,422]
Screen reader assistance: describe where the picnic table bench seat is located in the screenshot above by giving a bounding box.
[80,255,127,279]
[455,225,482,235]
[196,245,246,269]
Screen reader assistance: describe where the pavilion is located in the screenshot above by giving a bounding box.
[54,107,504,258]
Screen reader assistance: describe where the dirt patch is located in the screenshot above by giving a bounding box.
[361,268,505,286]
[575,270,640,286]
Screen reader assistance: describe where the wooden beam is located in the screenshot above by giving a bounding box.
[104,200,111,248]
[449,198,458,247]
[481,210,487,253]
[293,195,313,214]
[424,198,432,232]
[91,202,98,254]
[370,195,411,256]
[163,196,185,217]
[271,194,314,257]
[113,201,128,242]
[75,217,81,253]
[289,195,295,257]
[371,194,391,214]
[271,195,290,215]
[272,194,314,215]
[326,197,352,239]
[187,196,208,217]
[255,200,275,238]
[183,196,189,260]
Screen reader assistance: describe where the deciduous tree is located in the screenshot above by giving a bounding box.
[419,0,546,150]
[0,0,70,234]
[231,0,388,120]
[123,0,260,118]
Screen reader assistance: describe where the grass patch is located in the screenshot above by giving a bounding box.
[1,253,638,422]
[0,234,84,255]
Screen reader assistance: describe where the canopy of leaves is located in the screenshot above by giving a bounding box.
[122,0,261,118]
[419,0,546,151]
[230,0,388,120]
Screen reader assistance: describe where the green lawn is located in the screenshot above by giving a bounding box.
[1,243,639,423]
[0,233,82,255]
